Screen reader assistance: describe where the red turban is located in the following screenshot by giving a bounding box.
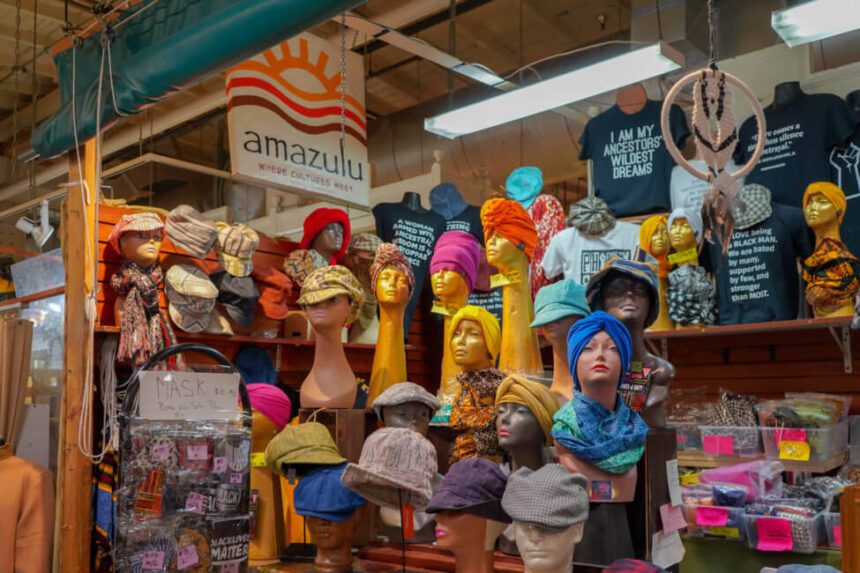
[480,198,537,261]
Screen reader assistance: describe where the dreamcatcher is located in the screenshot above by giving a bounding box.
[660,0,767,252]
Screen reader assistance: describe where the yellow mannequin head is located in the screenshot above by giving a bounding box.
[669,218,697,253]
[486,232,524,271]
[649,221,669,256]
[375,267,410,307]
[450,318,493,372]
[804,192,840,230]
[432,269,470,304]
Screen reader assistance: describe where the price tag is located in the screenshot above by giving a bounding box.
[659,503,687,533]
[185,492,207,514]
[779,440,811,461]
[176,545,199,570]
[401,503,415,540]
[431,301,456,316]
[668,248,698,265]
[229,473,243,484]
[489,271,521,288]
[213,457,227,473]
[250,452,267,468]
[151,444,169,462]
[834,525,843,548]
[186,444,208,461]
[776,428,807,443]
[220,563,240,573]
[756,518,793,552]
[141,550,165,570]
[709,526,740,538]
[666,459,682,507]
[703,435,734,455]
[696,506,729,527]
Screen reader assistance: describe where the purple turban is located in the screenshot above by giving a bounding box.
[247,383,292,430]
[430,231,480,291]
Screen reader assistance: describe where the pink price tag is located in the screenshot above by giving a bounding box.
[834,525,843,548]
[220,562,240,573]
[151,444,169,462]
[696,506,729,527]
[756,517,793,552]
[703,435,734,455]
[176,545,199,570]
[659,503,687,533]
[213,457,228,473]
[141,550,165,570]
[186,444,208,461]
[776,428,807,444]
[185,492,207,514]
[229,472,243,484]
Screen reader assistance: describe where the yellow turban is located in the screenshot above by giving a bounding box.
[495,375,559,446]
[639,215,670,278]
[803,182,847,224]
[449,305,501,360]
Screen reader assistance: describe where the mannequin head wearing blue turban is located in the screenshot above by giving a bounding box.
[566,311,632,393]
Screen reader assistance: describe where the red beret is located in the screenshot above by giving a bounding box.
[299,207,351,263]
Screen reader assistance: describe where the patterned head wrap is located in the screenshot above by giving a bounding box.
[566,311,632,392]
[449,305,501,360]
[369,243,416,297]
[505,167,543,210]
[803,181,847,224]
[480,198,538,261]
[639,215,671,278]
[297,265,366,325]
[569,196,616,236]
[496,375,560,446]
[347,233,383,255]
[108,212,164,255]
[668,207,704,246]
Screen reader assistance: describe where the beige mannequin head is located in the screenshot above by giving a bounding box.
[575,330,624,411]
[434,511,488,553]
[302,294,352,331]
[515,521,584,573]
[375,266,410,308]
[649,221,669,256]
[432,269,470,305]
[486,232,524,272]
[119,229,162,267]
[540,315,582,346]
[307,514,357,573]
[450,318,493,372]
[669,218,697,253]
[804,192,840,230]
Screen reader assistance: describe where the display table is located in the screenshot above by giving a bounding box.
[680,536,842,572]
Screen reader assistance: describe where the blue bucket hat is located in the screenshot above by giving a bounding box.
[566,311,632,391]
[505,167,543,210]
[234,345,276,385]
[294,463,366,522]
[531,280,591,328]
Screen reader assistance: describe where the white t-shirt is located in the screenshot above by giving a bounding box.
[670,159,744,211]
[541,222,642,285]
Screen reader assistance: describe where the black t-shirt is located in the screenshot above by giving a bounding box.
[439,205,484,246]
[735,93,858,208]
[705,203,813,325]
[829,129,860,256]
[372,203,446,333]
[579,99,690,217]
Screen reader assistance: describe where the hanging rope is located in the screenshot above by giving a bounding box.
[707,0,718,69]
[11,0,21,180]
[339,11,347,153]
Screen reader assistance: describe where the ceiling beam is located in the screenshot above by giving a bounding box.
[0,0,90,25]
[0,23,57,48]
[521,0,575,43]
[0,86,58,140]
[0,52,54,76]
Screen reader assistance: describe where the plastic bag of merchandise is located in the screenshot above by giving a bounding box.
[700,460,784,502]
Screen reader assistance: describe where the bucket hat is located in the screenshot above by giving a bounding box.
[586,258,659,327]
[294,463,366,523]
[371,382,441,420]
[165,205,218,258]
[216,222,259,277]
[501,464,588,530]
[211,271,259,328]
[252,266,292,320]
[426,457,510,523]
[531,279,590,328]
[341,427,437,510]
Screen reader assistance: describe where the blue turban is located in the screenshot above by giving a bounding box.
[566,311,632,391]
[294,463,365,522]
[505,167,543,210]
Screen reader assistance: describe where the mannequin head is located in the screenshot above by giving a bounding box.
[669,217,697,252]
[497,402,543,451]
[451,318,494,371]
[120,229,163,267]
[300,207,351,263]
[431,231,480,302]
[375,266,410,306]
[302,294,352,331]
[803,182,847,242]
[372,382,441,437]
[480,198,537,268]
[432,269,470,305]
[602,273,653,332]
[297,266,365,332]
[312,222,345,261]
[434,511,488,552]
[307,514,357,573]
[649,221,669,256]
[495,375,559,470]
[486,232,525,271]
[515,522,584,572]
[541,315,580,344]
[575,330,624,405]
[531,279,590,347]
[248,383,291,451]
[381,403,432,436]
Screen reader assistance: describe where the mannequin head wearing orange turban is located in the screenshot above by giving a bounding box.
[480,198,537,261]
[639,215,671,278]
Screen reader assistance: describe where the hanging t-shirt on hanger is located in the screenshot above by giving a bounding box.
[541,222,641,286]
[735,92,858,207]
[830,131,860,257]
[670,159,744,211]
[579,99,690,217]
[373,202,446,333]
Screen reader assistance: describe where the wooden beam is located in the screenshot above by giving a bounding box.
[0,86,59,141]
[522,0,575,42]
[0,23,57,48]
[0,0,90,24]
[0,51,55,76]
[58,137,96,572]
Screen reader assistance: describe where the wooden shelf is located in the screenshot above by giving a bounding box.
[646,316,853,340]
[678,450,848,473]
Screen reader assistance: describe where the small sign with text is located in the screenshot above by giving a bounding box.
[138,371,240,421]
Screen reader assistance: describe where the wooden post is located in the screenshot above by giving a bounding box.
[58,139,98,572]
[844,484,860,573]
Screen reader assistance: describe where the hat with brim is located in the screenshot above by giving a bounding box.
[531,279,590,328]
[586,258,659,327]
[371,382,441,419]
[265,422,346,478]
[425,457,510,523]
[168,302,213,333]
[253,266,292,320]
[294,463,366,523]
[211,271,259,328]
[531,302,589,328]
[297,266,365,326]
[341,462,432,510]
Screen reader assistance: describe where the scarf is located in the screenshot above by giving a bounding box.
[667,265,716,326]
[450,368,505,462]
[370,243,416,296]
[802,237,860,314]
[567,311,633,392]
[551,392,648,474]
[110,261,179,366]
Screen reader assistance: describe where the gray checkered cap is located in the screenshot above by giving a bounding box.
[501,463,589,530]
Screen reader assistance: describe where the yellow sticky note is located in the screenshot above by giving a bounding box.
[250,452,267,467]
[489,271,521,288]
[779,440,811,461]
[709,526,740,538]
[431,301,455,316]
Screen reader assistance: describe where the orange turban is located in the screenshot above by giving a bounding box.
[639,215,671,278]
[480,198,538,261]
[803,182,847,224]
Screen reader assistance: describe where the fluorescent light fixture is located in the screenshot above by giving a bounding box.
[772,0,860,47]
[425,42,684,139]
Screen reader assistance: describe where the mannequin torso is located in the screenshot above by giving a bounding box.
[301,296,357,408]
[804,191,857,317]
[249,412,282,560]
[402,192,429,213]
[772,81,804,111]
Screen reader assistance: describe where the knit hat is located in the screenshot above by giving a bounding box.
[531,280,590,328]
[252,266,292,320]
[667,207,703,246]
[639,215,671,278]
[216,222,260,277]
[265,422,346,477]
[235,345,276,385]
[602,559,669,573]
[586,258,659,327]
[247,383,292,430]
[567,311,632,391]
[372,382,441,420]
[569,196,616,236]
[211,271,259,328]
[501,464,588,530]
[341,427,438,510]
[481,198,538,261]
[430,231,480,291]
[297,265,365,326]
[165,205,218,258]
[733,184,773,231]
[294,463,366,523]
[426,457,510,523]
[495,375,560,446]
[165,264,218,333]
[299,207,351,263]
[429,183,469,220]
[449,305,501,360]
[505,167,543,210]
[803,181,847,224]
[108,212,164,255]
[369,243,416,297]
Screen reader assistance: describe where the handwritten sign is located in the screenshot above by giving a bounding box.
[703,435,734,455]
[696,506,729,527]
[213,457,228,473]
[177,544,199,570]
[779,440,811,461]
[756,517,793,551]
[834,525,842,548]
[138,371,240,421]
[659,503,687,533]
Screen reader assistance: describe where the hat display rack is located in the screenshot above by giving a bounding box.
[659,0,767,252]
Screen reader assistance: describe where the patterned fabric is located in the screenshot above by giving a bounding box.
[297,265,365,325]
[803,182,847,224]
[502,464,588,529]
[369,243,416,296]
[107,212,164,254]
[480,198,538,261]
[165,205,217,258]
[733,184,773,230]
[527,194,566,297]
[496,375,559,445]
[801,237,860,315]
[639,215,671,278]
[216,222,259,277]
[586,258,660,327]
[110,261,179,366]
[569,196,617,237]
[667,264,716,325]
[551,392,648,475]
[566,311,633,392]
[348,232,383,255]
[283,248,327,286]
[449,368,505,463]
